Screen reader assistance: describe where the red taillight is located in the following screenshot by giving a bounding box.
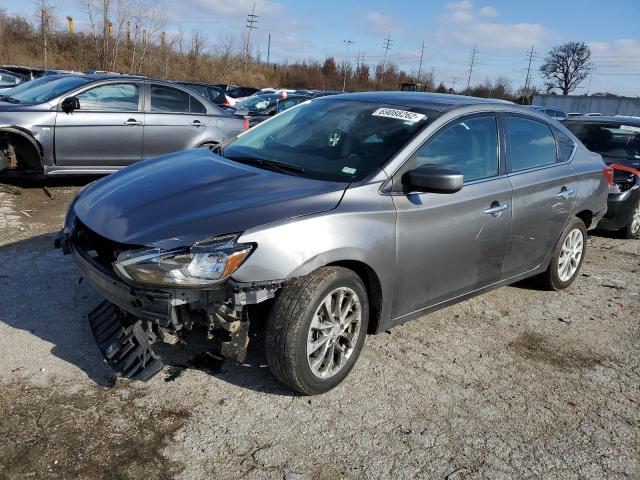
[603,165,614,188]
[242,117,250,130]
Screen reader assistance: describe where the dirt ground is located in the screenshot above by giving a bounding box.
[0,176,638,480]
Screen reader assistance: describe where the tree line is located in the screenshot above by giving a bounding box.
[0,2,593,100]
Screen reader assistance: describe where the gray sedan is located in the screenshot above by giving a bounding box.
[0,75,245,175]
[58,92,609,394]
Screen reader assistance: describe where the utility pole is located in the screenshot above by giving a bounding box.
[466,46,477,92]
[586,69,594,95]
[417,41,426,82]
[266,33,271,66]
[244,3,259,60]
[451,76,459,91]
[380,33,392,85]
[522,45,536,103]
[342,39,354,92]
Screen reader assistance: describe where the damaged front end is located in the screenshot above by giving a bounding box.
[56,217,280,381]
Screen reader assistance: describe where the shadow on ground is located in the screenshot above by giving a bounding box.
[0,232,294,395]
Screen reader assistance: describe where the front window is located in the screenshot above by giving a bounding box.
[10,76,91,104]
[75,83,139,111]
[399,115,499,184]
[224,99,437,182]
[565,121,640,161]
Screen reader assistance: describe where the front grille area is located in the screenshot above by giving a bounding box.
[71,219,142,274]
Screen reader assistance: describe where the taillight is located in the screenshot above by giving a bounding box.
[242,117,250,130]
[603,165,614,188]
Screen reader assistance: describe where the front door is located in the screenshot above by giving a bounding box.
[54,82,143,166]
[142,84,209,159]
[500,114,577,279]
[391,114,512,320]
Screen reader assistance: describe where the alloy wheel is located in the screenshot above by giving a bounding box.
[307,287,362,379]
[557,228,584,282]
[631,205,640,235]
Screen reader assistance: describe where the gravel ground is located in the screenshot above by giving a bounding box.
[0,177,638,480]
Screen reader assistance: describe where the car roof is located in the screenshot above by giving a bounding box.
[564,115,640,126]
[323,91,513,112]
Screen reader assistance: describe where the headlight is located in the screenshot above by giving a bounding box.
[113,233,253,287]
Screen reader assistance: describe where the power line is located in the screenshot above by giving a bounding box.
[466,46,477,91]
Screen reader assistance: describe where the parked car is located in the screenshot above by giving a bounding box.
[0,68,27,92]
[564,116,640,238]
[176,81,235,107]
[234,92,310,127]
[0,74,246,174]
[1,65,77,80]
[226,86,259,99]
[56,92,609,394]
[0,73,84,101]
[530,105,568,121]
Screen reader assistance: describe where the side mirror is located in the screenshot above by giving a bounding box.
[61,96,80,113]
[402,164,463,194]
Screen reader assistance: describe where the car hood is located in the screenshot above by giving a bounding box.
[74,149,349,249]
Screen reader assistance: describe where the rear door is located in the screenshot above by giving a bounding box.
[54,81,143,166]
[500,114,577,279]
[391,114,512,319]
[142,83,209,159]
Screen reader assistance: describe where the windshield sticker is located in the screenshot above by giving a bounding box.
[372,108,426,123]
[342,167,357,174]
[328,132,341,147]
[620,125,640,133]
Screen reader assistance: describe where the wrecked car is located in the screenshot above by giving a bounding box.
[0,74,245,174]
[57,92,609,395]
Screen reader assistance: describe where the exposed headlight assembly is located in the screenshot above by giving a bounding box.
[113,234,253,288]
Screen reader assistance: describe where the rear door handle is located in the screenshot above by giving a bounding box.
[556,187,575,199]
[191,120,203,127]
[123,118,142,126]
[484,202,509,217]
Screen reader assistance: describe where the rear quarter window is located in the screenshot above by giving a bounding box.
[552,127,575,162]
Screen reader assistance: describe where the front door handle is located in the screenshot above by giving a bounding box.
[191,120,203,127]
[484,202,509,217]
[556,187,575,199]
[123,118,142,126]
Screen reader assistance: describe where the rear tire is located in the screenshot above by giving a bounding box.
[540,217,587,291]
[265,266,369,395]
[621,200,640,239]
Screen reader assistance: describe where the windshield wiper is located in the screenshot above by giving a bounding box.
[226,155,306,175]
[0,96,19,103]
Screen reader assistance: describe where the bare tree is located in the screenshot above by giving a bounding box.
[34,0,54,69]
[539,42,592,95]
[188,28,206,78]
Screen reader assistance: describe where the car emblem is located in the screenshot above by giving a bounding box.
[328,132,340,147]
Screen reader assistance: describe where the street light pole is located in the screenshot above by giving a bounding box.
[342,40,354,92]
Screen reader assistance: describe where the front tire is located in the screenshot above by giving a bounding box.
[621,200,640,239]
[540,217,587,291]
[265,267,369,395]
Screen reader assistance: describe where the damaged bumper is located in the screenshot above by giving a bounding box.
[57,226,281,380]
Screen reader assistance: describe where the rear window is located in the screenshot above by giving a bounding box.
[505,116,557,171]
[565,121,640,161]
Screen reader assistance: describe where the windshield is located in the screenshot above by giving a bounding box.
[236,95,278,113]
[565,121,640,161]
[224,99,437,182]
[9,76,91,104]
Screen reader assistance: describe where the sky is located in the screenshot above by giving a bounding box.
[3,0,640,96]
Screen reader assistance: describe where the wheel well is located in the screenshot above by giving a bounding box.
[575,210,594,229]
[0,130,42,171]
[327,260,383,334]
